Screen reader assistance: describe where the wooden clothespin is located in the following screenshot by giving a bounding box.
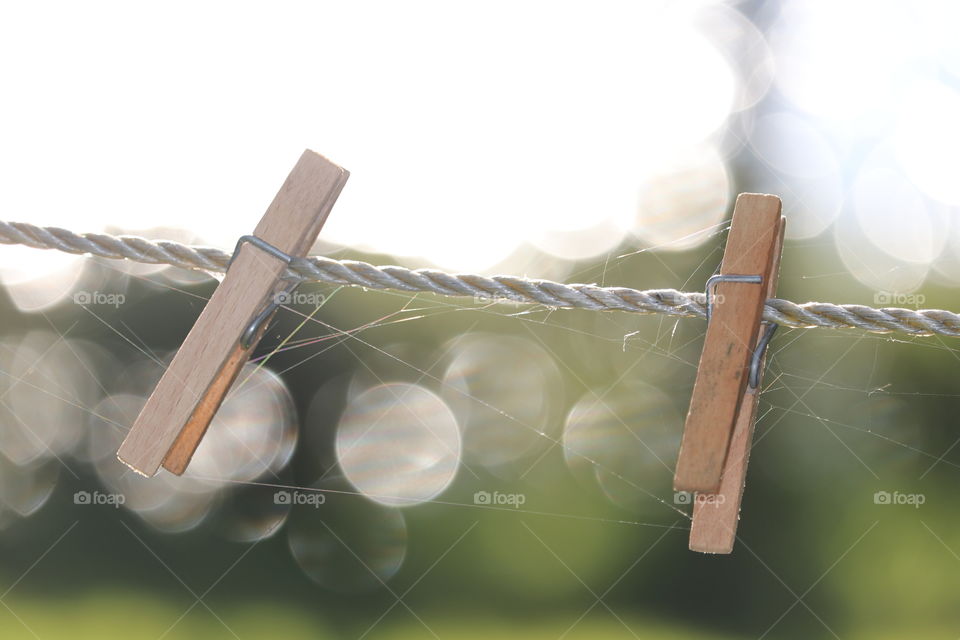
[117,150,349,476]
[672,193,785,553]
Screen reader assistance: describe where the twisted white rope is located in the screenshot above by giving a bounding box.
[2,220,959,337]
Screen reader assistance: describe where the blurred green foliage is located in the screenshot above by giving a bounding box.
[0,220,959,640]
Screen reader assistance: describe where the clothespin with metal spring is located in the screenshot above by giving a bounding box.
[672,193,785,553]
[117,150,349,476]
[231,235,312,350]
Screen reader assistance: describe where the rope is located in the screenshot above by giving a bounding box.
[2,220,959,337]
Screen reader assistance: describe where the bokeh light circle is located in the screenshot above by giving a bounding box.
[442,333,561,469]
[218,481,292,543]
[188,364,298,483]
[852,145,947,266]
[0,457,59,517]
[694,3,775,112]
[563,380,680,512]
[288,486,407,593]
[634,145,731,251]
[337,383,460,507]
[748,112,843,239]
[833,204,929,295]
[0,332,100,465]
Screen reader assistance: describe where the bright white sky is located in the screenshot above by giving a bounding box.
[0,2,733,281]
[1,0,960,308]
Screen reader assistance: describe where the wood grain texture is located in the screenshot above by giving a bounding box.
[117,150,348,476]
[673,194,783,493]
[689,217,785,554]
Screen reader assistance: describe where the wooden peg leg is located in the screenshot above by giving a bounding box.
[674,193,783,493]
[689,218,785,554]
[117,150,348,476]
